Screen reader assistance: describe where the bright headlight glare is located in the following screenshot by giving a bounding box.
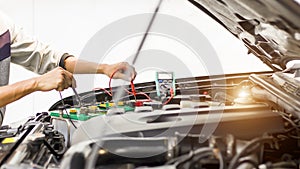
[238,90,250,98]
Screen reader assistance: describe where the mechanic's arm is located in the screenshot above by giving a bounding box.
[5,11,136,81]
[64,57,137,81]
[0,67,74,108]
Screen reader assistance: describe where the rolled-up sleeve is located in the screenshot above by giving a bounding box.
[4,13,66,74]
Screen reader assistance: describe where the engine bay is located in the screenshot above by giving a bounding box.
[0,71,300,169]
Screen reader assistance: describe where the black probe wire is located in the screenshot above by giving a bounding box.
[131,0,163,65]
[0,109,3,125]
[58,92,77,129]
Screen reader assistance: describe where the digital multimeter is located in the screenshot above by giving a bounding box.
[155,72,176,97]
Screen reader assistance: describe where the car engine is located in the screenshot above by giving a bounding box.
[0,71,300,169]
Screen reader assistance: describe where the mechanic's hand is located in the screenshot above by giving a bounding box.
[103,62,137,81]
[35,67,76,91]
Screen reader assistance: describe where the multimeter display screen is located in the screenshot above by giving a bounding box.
[158,73,173,79]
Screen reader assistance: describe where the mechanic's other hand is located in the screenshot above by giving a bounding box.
[35,67,76,91]
[104,62,137,81]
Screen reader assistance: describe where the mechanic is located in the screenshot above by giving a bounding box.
[0,11,136,124]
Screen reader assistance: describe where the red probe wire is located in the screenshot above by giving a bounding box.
[163,88,174,105]
[130,81,137,97]
[109,69,120,94]
[108,69,152,101]
[93,87,112,96]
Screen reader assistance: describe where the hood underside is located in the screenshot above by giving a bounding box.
[188,0,300,71]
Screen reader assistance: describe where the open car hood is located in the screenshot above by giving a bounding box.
[189,0,300,71]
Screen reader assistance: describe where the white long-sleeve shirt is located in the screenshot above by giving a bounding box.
[0,11,67,124]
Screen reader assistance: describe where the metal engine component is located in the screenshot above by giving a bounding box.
[0,113,66,169]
